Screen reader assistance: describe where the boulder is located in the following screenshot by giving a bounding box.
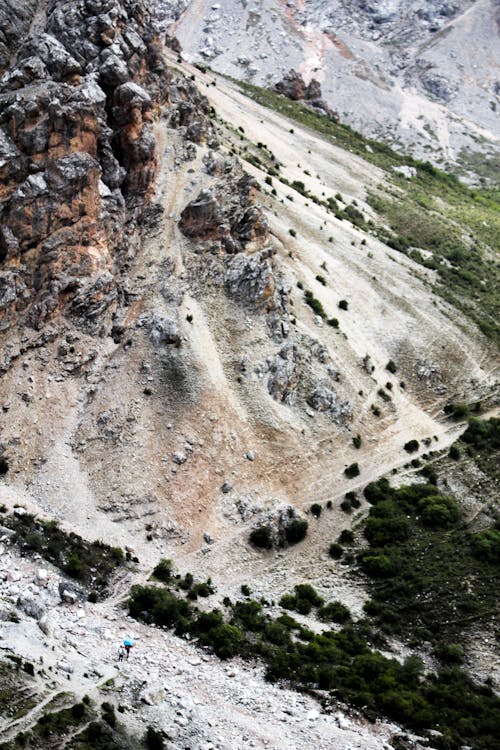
[16,595,46,620]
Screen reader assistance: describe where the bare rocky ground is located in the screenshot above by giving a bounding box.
[159,0,500,180]
[0,2,499,746]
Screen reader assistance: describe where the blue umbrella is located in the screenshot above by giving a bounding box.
[123,637,135,647]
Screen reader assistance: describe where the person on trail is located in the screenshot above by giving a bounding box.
[118,645,126,662]
[123,636,135,659]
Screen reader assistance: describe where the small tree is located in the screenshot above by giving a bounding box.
[152,558,173,583]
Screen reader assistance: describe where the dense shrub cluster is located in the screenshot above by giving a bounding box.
[359,480,498,649]
[344,463,360,478]
[128,556,500,749]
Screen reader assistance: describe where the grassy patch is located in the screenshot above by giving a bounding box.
[359,480,498,646]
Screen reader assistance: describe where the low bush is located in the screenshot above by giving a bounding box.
[304,290,327,318]
[249,526,273,549]
[338,299,348,310]
[145,726,165,750]
[317,601,351,624]
[152,558,173,583]
[310,503,322,518]
[285,519,308,545]
[0,511,126,597]
[404,439,419,453]
[386,360,397,374]
[329,543,343,559]
[344,463,360,478]
[471,528,500,563]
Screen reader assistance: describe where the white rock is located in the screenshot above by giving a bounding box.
[38,614,52,636]
[306,709,320,720]
[35,569,48,585]
[57,660,74,674]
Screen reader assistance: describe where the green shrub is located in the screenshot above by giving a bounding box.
[294,584,324,607]
[285,519,308,544]
[152,558,173,583]
[289,228,297,237]
[403,439,419,453]
[329,543,343,559]
[317,601,351,624]
[386,360,397,374]
[145,726,165,750]
[128,585,191,628]
[471,529,500,563]
[304,290,326,318]
[417,495,459,528]
[444,402,470,420]
[449,445,461,460]
[433,642,464,665]
[365,513,411,546]
[360,553,399,577]
[208,624,243,659]
[462,417,499,450]
[352,434,362,449]
[310,503,322,518]
[338,299,348,310]
[315,274,327,285]
[249,526,273,549]
[344,463,360,478]
[338,529,354,545]
[327,317,339,328]
[340,499,352,513]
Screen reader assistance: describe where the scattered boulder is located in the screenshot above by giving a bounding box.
[58,579,85,604]
[274,69,338,118]
[16,595,46,620]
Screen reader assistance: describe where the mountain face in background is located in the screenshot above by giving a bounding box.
[0,1,499,748]
[159,0,500,181]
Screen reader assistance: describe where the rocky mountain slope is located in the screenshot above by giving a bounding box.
[0,1,499,748]
[159,0,500,181]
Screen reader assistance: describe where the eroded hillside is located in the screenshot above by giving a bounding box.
[0,2,498,748]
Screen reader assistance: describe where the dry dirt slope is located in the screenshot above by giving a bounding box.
[0,44,499,750]
[0,49,498,567]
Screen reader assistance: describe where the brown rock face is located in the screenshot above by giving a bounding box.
[0,0,216,334]
[274,69,338,120]
[179,167,269,253]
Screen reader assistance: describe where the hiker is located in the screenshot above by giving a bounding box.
[118,645,126,662]
[123,636,135,659]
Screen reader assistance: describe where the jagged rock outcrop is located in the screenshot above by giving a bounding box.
[267,344,301,404]
[274,69,338,119]
[308,382,352,423]
[0,0,216,335]
[179,170,268,252]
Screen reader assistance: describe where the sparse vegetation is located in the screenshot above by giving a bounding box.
[0,510,126,598]
[304,290,327,319]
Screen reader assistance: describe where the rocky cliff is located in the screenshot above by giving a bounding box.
[0,0,215,337]
[0,1,498,748]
